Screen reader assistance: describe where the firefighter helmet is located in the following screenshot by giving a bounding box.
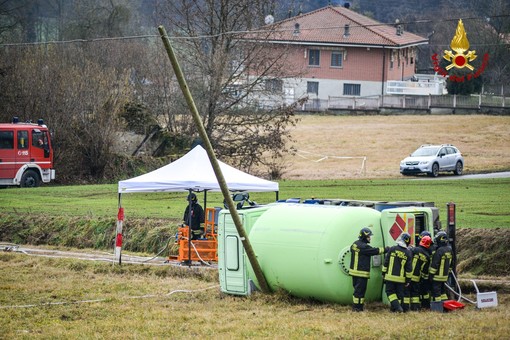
[435,231,448,246]
[397,232,411,248]
[401,232,412,246]
[419,235,432,248]
[419,230,431,240]
[358,227,373,242]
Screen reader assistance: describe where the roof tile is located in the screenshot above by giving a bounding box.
[261,6,428,48]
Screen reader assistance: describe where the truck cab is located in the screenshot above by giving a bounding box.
[0,117,55,187]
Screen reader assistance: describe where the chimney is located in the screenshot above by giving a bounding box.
[294,23,300,36]
[395,19,403,36]
[343,24,350,38]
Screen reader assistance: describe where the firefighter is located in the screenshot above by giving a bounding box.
[349,227,387,312]
[183,193,205,240]
[429,231,453,302]
[382,232,412,313]
[418,231,435,309]
[407,235,432,311]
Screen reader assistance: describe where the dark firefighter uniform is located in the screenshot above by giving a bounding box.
[406,240,430,311]
[417,231,434,309]
[349,227,385,312]
[421,240,437,308]
[429,231,453,302]
[183,193,205,240]
[382,233,412,313]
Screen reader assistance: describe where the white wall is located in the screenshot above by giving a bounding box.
[287,78,384,100]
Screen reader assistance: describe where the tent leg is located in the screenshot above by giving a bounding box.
[187,189,192,266]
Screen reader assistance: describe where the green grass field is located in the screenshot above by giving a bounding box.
[1,179,510,338]
[0,253,508,339]
[1,178,509,228]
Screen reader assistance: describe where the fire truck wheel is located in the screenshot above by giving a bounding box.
[20,170,40,188]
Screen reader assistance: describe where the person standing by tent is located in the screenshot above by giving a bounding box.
[183,193,205,240]
[349,227,388,312]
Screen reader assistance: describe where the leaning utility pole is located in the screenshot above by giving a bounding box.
[158,25,271,294]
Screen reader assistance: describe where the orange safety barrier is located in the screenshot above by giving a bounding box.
[174,207,219,263]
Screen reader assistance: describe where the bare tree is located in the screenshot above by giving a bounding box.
[0,0,147,183]
[0,0,302,183]
[0,42,135,182]
[0,0,60,43]
[154,0,303,177]
[466,0,510,86]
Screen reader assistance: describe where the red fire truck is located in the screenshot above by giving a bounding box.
[0,117,55,187]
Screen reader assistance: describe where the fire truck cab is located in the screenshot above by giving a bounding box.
[0,117,55,188]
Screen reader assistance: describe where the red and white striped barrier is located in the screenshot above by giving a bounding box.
[115,207,124,264]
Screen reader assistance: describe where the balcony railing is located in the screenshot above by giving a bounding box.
[386,80,447,96]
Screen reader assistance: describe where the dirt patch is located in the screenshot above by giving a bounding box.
[282,114,510,179]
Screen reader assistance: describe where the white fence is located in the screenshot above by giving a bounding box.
[308,94,510,112]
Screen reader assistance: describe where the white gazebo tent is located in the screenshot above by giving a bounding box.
[114,145,279,262]
[118,145,279,194]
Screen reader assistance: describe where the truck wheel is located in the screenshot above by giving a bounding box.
[454,161,463,175]
[20,170,40,188]
[429,163,439,177]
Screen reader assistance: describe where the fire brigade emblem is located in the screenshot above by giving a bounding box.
[443,19,477,71]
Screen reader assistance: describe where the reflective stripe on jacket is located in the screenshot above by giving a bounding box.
[429,245,453,282]
[349,240,384,278]
[410,245,430,282]
[382,245,412,283]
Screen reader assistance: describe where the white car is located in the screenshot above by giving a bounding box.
[400,144,464,177]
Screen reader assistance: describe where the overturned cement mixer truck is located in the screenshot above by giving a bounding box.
[217,199,457,305]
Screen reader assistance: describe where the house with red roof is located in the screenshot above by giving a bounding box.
[246,4,443,110]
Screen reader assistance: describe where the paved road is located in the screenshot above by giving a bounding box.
[412,171,510,180]
[457,171,510,179]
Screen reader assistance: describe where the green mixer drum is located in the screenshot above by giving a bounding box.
[247,204,384,304]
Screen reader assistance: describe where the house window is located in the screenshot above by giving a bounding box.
[265,79,283,93]
[331,51,343,67]
[308,49,320,66]
[343,83,361,96]
[307,81,319,95]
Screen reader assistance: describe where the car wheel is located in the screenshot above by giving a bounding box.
[454,161,463,175]
[20,170,40,188]
[429,163,439,177]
